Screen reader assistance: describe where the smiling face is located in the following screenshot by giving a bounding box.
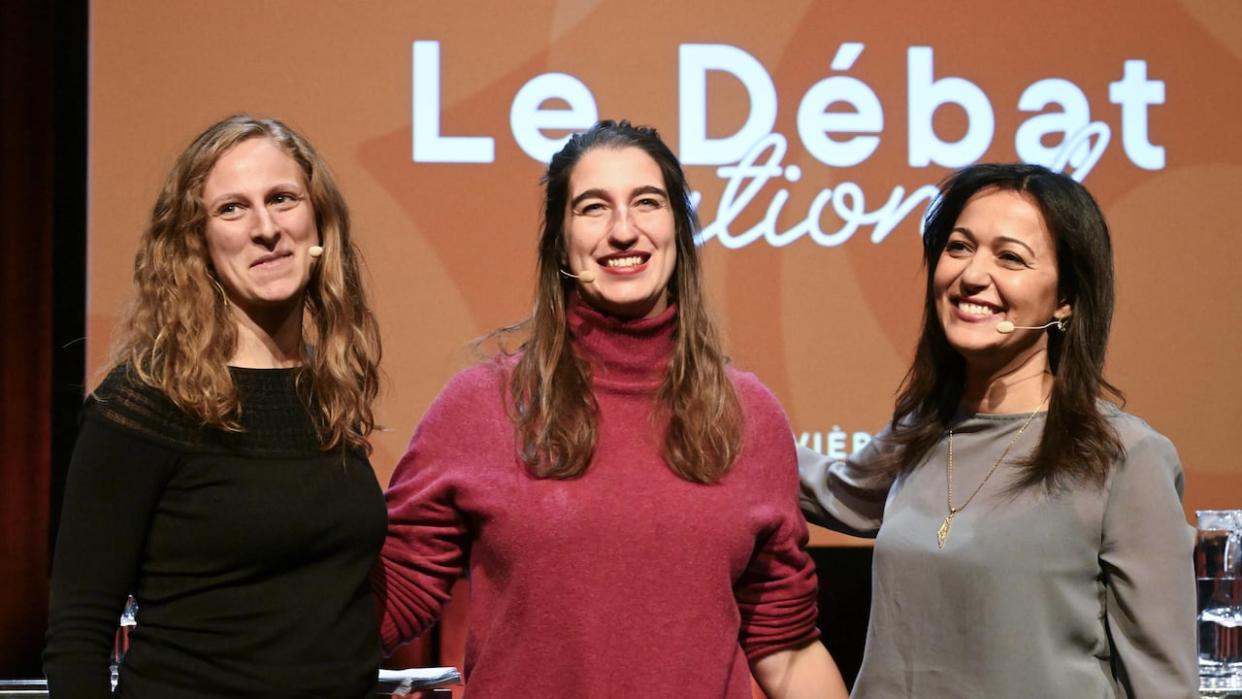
[201,137,319,321]
[933,188,1071,365]
[563,146,677,319]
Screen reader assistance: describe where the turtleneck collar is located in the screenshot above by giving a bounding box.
[567,295,677,393]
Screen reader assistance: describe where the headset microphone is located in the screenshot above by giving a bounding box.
[308,245,324,258]
[995,318,1069,334]
[560,269,597,283]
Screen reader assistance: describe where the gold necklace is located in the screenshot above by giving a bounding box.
[937,397,1048,549]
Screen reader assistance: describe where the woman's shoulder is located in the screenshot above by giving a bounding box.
[1100,402,1176,451]
[726,367,777,403]
[442,361,509,397]
[90,364,179,416]
[726,367,782,409]
[421,361,511,421]
[85,364,204,449]
[725,367,795,435]
[1099,402,1183,484]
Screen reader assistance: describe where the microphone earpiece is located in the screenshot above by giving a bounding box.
[308,245,324,258]
[995,317,1070,335]
[560,269,596,283]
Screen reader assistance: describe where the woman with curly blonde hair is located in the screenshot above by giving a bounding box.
[45,115,385,698]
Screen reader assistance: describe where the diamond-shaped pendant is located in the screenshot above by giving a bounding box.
[937,512,955,549]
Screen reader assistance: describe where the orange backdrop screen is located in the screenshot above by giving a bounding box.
[88,1,1242,530]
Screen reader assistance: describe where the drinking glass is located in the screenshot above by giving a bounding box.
[109,595,139,692]
[1198,510,1242,690]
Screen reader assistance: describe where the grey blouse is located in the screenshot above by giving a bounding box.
[798,407,1197,698]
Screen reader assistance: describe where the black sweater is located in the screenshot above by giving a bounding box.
[44,366,386,698]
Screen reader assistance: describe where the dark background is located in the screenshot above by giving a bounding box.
[1,0,87,680]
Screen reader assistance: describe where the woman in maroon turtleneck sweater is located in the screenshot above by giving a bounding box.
[373,120,847,698]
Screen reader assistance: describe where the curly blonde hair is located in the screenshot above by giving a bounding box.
[109,115,382,453]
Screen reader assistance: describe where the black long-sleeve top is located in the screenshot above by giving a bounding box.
[44,366,386,698]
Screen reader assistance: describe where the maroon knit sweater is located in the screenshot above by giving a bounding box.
[374,302,820,697]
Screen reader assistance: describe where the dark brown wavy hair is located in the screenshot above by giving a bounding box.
[109,115,382,453]
[494,120,742,484]
[887,163,1123,490]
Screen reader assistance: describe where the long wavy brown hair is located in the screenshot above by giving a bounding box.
[494,120,742,484]
[109,115,382,453]
[887,163,1123,490]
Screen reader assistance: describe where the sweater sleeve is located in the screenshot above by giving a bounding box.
[1099,428,1198,698]
[732,375,822,662]
[796,423,897,537]
[43,407,178,699]
[372,370,483,654]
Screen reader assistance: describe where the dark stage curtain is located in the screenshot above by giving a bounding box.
[0,0,86,679]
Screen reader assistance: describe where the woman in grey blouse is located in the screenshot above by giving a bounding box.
[799,163,1196,698]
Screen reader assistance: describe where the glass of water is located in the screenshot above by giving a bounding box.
[109,595,139,692]
[1198,510,1242,690]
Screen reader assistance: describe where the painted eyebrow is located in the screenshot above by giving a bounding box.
[569,188,609,209]
[570,185,668,209]
[950,228,1037,257]
[949,226,976,244]
[995,235,1037,256]
[630,185,668,200]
